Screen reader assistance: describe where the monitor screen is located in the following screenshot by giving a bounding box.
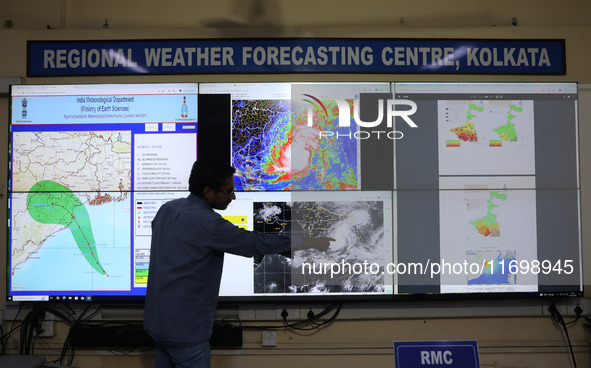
[8,83,198,301]
[198,82,394,191]
[218,190,394,298]
[6,82,583,302]
[393,82,582,297]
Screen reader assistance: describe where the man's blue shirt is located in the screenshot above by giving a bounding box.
[144,193,291,345]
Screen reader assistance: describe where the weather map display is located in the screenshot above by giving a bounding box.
[199,82,391,191]
[469,190,508,238]
[8,83,198,301]
[288,98,359,190]
[395,83,582,296]
[215,191,394,297]
[438,176,539,293]
[5,81,583,302]
[256,194,392,295]
[466,250,518,286]
[231,98,292,190]
[438,99,535,176]
[290,83,374,191]
[10,189,131,294]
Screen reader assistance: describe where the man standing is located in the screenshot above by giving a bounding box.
[144,158,330,367]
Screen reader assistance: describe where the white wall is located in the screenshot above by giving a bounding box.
[0,3,591,366]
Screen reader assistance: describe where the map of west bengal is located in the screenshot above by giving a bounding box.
[438,100,535,176]
[469,191,508,237]
[448,101,524,144]
[10,131,132,292]
[438,179,539,293]
[449,103,483,142]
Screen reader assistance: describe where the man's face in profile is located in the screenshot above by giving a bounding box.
[209,176,236,210]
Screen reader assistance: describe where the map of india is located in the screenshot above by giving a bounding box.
[10,130,132,291]
[12,131,132,192]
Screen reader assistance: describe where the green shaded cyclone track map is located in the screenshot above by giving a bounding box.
[27,180,108,276]
[10,130,131,292]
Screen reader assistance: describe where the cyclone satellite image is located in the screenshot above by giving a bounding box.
[231,98,359,191]
[252,199,387,294]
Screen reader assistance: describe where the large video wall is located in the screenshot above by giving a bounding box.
[7,82,582,301]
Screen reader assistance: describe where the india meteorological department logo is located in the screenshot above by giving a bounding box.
[302,94,418,140]
[181,96,188,118]
[21,98,28,119]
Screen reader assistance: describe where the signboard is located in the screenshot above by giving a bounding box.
[394,340,480,368]
[27,38,565,76]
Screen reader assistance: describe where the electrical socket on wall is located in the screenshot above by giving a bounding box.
[275,305,300,320]
[34,320,54,338]
[262,330,277,347]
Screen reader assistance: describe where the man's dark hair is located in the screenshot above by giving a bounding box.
[188,158,236,196]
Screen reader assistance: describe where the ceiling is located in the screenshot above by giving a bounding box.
[2,0,590,31]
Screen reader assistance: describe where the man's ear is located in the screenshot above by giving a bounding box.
[202,186,216,201]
